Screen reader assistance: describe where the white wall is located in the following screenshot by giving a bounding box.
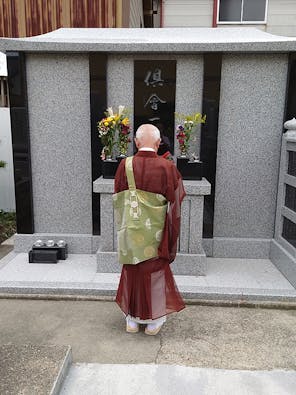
[163,0,296,37]
[0,52,7,76]
[163,0,214,27]
[266,0,296,36]
[0,108,15,212]
[129,0,144,27]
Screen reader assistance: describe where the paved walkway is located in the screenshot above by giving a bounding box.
[2,241,296,393]
[1,298,296,394]
[0,240,296,395]
[60,363,296,395]
[1,299,296,368]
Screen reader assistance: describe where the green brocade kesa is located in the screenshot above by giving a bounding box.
[112,156,168,265]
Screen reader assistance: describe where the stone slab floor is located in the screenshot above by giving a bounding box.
[0,252,295,301]
[60,364,296,395]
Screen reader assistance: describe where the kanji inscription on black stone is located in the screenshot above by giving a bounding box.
[134,60,176,155]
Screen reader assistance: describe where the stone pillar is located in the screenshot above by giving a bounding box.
[214,53,288,258]
[13,53,94,254]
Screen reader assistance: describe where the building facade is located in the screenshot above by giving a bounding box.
[163,0,296,36]
[1,1,295,37]
[0,0,147,37]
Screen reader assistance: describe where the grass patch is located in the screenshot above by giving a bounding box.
[0,210,16,244]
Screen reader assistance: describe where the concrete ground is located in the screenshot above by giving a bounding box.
[2,241,296,393]
[0,344,71,395]
[2,298,296,394]
[0,244,13,260]
[0,234,13,261]
[1,298,296,370]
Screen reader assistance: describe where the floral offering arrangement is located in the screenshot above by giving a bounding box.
[175,112,206,157]
[97,105,131,160]
[116,107,131,157]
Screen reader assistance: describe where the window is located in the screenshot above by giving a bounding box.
[218,0,267,23]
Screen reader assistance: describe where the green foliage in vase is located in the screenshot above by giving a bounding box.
[175,112,206,157]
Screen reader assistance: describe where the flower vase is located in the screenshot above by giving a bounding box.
[117,152,127,158]
[102,154,119,179]
[177,156,203,180]
[118,137,128,158]
[116,153,127,167]
[178,146,188,158]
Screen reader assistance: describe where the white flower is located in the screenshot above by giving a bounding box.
[118,105,125,116]
[106,107,114,116]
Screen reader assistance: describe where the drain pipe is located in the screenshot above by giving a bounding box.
[160,0,164,27]
[212,0,218,27]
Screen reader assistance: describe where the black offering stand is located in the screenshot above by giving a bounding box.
[29,241,68,264]
[177,157,203,180]
[102,156,125,179]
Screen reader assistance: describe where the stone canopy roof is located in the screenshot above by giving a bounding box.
[0,27,296,53]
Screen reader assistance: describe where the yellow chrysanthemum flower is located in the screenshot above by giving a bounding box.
[122,117,129,126]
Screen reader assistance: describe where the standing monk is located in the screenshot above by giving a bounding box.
[114,124,186,335]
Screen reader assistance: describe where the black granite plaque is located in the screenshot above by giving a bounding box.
[285,184,296,212]
[282,217,296,248]
[288,151,296,177]
[200,53,222,239]
[134,60,176,155]
[89,54,107,235]
[7,52,34,234]
[285,53,296,127]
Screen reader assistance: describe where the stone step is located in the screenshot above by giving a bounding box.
[0,344,72,395]
[60,363,296,395]
[1,252,296,305]
[1,280,296,304]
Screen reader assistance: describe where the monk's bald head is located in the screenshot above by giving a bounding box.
[134,124,161,151]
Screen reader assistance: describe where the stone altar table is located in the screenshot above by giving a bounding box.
[93,176,211,275]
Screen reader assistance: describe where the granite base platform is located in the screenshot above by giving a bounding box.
[96,251,206,276]
[270,239,296,289]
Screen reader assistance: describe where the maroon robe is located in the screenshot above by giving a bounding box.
[114,150,186,320]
